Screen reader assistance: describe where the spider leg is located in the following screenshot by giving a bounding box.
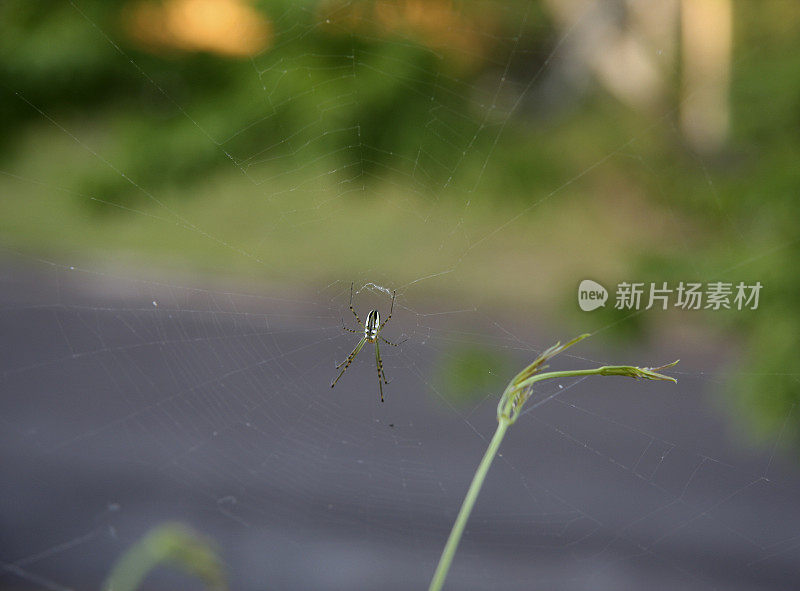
[331,337,366,388]
[349,282,363,327]
[341,318,360,334]
[380,335,407,347]
[375,339,389,402]
[378,290,396,331]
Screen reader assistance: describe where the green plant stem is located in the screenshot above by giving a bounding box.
[429,354,677,591]
[428,416,510,591]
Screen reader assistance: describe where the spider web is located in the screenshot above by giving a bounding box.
[2,2,800,590]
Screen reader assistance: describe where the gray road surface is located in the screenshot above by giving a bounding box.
[1,264,799,591]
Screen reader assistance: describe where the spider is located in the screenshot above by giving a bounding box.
[331,283,405,402]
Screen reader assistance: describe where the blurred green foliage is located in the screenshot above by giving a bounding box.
[0,0,551,208]
[437,345,511,404]
[104,522,225,591]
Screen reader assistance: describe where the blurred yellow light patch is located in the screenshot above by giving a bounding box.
[124,0,272,57]
[319,0,493,68]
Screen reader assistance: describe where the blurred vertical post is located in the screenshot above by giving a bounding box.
[680,0,732,153]
[541,0,676,112]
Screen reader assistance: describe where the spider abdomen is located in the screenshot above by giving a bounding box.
[365,309,380,341]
